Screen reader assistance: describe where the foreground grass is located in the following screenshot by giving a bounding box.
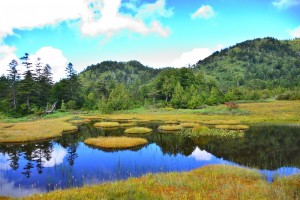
[84,136,148,149]
[24,165,300,200]
[0,117,77,143]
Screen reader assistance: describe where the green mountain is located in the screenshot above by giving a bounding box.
[194,37,300,89]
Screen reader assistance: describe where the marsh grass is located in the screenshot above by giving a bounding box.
[93,122,120,128]
[180,122,199,128]
[24,165,300,200]
[203,120,241,125]
[158,125,183,131]
[215,124,250,130]
[124,127,152,134]
[84,136,148,149]
[179,125,246,140]
[164,120,179,124]
[0,117,77,143]
[119,123,135,127]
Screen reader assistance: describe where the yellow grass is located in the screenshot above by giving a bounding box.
[124,127,152,134]
[203,120,241,125]
[93,122,120,128]
[119,123,135,127]
[0,117,77,143]
[68,119,91,124]
[215,124,250,130]
[180,122,199,128]
[24,165,300,200]
[158,125,183,131]
[84,136,148,149]
[83,101,300,125]
[164,120,179,124]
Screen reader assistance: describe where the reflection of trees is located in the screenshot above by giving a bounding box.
[194,126,300,170]
[148,133,196,156]
[0,141,53,177]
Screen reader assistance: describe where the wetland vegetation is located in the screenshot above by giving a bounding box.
[0,37,300,198]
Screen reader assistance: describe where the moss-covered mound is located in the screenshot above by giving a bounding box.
[215,125,250,130]
[94,122,120,128]
[164,120,179,124]
[119,123,135,127]
[158,125,182,131]
[84,136,148,149]
[124,127,152,134]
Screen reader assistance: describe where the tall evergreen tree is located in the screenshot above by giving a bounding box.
[19,53,35,111]
[7,59,19,110]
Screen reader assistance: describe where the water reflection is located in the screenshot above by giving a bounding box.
[0,123,299,197]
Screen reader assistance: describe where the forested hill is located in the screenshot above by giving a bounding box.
[194,37,300,89]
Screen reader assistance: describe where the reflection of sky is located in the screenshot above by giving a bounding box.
[0,153,10,170]
[1,141,300,197]
[42,145,66,167]
[260,167,300,182]
[0,174,43,197]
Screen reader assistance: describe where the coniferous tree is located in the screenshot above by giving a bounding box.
[7,59,19,110]
[19,53,35,111]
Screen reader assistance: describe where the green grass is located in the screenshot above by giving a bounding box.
[84,136,148,149]
[23,165,300,200]
[215,124,250,130]
[124,127,152,134]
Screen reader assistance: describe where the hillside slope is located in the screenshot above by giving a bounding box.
[194,37,300,89]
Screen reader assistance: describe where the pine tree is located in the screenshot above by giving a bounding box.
[19,53,35,111]
[7,59,19,110]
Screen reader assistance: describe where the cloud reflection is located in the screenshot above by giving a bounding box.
[42,145,67,167]
[0,153,11,170]
[190,147,212,161]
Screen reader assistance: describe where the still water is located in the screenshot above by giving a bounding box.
[0,122,300,197]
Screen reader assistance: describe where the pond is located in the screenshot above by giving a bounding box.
[0,122,300,197]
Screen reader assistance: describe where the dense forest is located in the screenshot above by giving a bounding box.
[0,37,299,116]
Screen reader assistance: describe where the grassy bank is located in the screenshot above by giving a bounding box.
[23,165,299,200]
[0,117,77,143]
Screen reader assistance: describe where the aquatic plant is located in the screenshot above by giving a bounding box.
[124,127,152,134]
[84,136,148,149]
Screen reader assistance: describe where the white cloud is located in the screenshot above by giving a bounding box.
[0,0,172,42]
[80,0,170,38]
[191,5,215,19]
[190,147,212,161]
[32,47,69,82]
[0,45,20,76]
[170,48,212,68]
[272,0,300,9]
[289,26,300,38]
[0,0,86,42]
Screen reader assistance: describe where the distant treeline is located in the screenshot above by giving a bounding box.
[0,37,300,116]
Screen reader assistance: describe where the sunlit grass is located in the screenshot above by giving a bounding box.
[124,127,152,134]
[0,117,77,143]
[158,125,183,131]
[84,136,148,149]
[215,124,250,130]
[180,122,199,128]
[24,165,300,200]
[203,120,241,125]
[164,120,179,124]
[93,122,120,128]
[119,123,135,127]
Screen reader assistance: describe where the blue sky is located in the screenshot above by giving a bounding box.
[0,0,299,81]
